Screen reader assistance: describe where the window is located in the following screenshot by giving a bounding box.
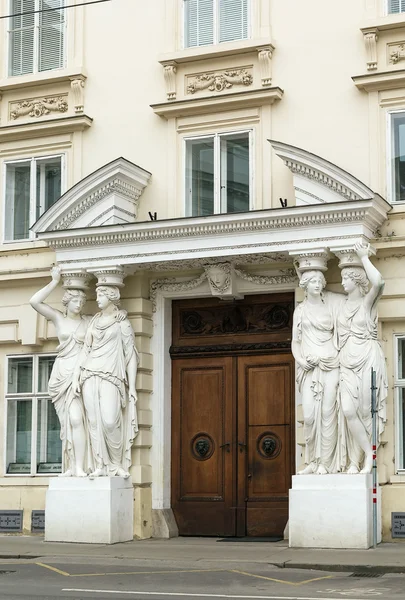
[184,0,249,48]
[185,130,251,216]
[8,0,66,77]
[6,355,61,475]
[396,337,405,471]
[388,0,405,13]
[4,155,63,241]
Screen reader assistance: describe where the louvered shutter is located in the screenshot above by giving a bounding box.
[9,0,35,76]
[219,0,248,43]
[388,0,405,12]
[184,0,214,48]
[38,0,65,72]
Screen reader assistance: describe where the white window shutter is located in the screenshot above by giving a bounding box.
[388,0,405,12]
[184,0,214,48]
[38,0,65,72]
[9,0,35,76]
[219,0,248,43]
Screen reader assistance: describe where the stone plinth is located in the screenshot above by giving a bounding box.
[289,474,381,549]
[45,477,134,544]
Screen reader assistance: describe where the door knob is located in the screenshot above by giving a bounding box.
[220,442,231,453]
[238,441,247,453]
[247,473,252,479]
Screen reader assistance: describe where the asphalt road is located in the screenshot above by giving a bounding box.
[0,556,404,600]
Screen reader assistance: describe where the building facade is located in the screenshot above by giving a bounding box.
[1,0,405,541]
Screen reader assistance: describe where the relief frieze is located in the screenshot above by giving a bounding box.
[388,42,405,65]
[186,67,253,95]
[10,95,68,120]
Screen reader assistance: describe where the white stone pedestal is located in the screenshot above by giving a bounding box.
[289,474,381,549]
[45,477,134,544]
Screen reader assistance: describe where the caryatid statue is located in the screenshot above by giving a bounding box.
[30,267,92,477]
[335,242,388,474]
[291,251,342,475]
[73,270,139,479]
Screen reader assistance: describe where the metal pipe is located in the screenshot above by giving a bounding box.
[371,368,377,549]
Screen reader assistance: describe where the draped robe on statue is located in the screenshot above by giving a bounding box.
[80,313,139,475]
[294,291,342,472]
[48,317,91,473]
[337,298,387,471]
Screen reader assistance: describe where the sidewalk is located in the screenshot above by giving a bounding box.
[1,535,405,573]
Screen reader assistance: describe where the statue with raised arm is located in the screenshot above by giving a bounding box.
[30,266,90,477]
[337,242,388,474]
[73,285,139,479]
[292,270,342,474]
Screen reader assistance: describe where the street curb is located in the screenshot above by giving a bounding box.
[271,561,405,574]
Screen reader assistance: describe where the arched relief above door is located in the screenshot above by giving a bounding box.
[31,157,151,233]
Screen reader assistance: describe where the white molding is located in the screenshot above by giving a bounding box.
[0,114,92,143]
[158,37,274,65]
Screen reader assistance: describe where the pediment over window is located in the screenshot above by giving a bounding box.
[270,140,382,205]
[32,157,151,233]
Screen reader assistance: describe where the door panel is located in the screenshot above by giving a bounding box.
[171,357,236,536]
[238,355,294,537]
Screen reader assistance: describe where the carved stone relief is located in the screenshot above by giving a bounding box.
[389,42,405,65]
[70,76,86,114]
[162,61,177,101]
[10,95,68,120]
[186,67,253,95]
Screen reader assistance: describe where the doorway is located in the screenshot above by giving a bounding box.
[170,294,295,537]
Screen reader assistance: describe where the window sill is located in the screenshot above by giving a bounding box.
[0,114,93,142]
[0,476,55,485]
[159,38,273,65]
[361,14,405,34]
[352,69,405,92]
[390,474,405,483]
[151,87,283,119]
[0,66,86,93]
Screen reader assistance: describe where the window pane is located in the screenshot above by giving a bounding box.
[392,113,405,203]
[38,356,56,393]
[8,357,33,394]
[398,338,405,379]
[9,0,35,76]
[184,0,214,47]
[399,387,405,470]
[388,0,405,13]
[6,399,32,473]
[5,161,31,241]
[186,138,215,216]
[220,133,250,213]
[36,157,62,220]
[37,398,62,473]
[38,0,65,72]
[219,0,248,43]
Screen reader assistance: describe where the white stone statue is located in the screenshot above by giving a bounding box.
[73,285,139,479]
[337,242,388,474]
[292,270,341,474]
[30,266,91,477]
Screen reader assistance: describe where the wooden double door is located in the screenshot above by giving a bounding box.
[171,353,294,537]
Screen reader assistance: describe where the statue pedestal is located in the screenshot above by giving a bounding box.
[289,474,381,549]
[45,477,134,544]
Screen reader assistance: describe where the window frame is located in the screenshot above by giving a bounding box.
[182,0,251,49]
[2,152,65,243]
[386,0,405,15]
[7,0,67,78]
[183,128,254,217]
[394,335,405,473]
[4,353,59,477]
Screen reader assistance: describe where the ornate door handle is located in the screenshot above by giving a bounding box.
[238,441,247,453]
[220,442,231,453]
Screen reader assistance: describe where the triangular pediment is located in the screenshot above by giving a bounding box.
[32,157,151,233]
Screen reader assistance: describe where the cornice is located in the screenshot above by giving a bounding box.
[0,114,92,142]
[151,87,283,119]
[36,198,391,251]
[0,67,87,93]
[352,69,405,92]
[158,38,274,65]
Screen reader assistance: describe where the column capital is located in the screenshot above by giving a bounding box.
[289,249,330,274]
[87,265,126,287]
[61,269,93,290]
[330,244,376,269]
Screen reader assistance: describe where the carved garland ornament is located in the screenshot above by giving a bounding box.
[234,267,297,286]
[150,273,207,311]
[10,96,68,120]
[187,69,253,94]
